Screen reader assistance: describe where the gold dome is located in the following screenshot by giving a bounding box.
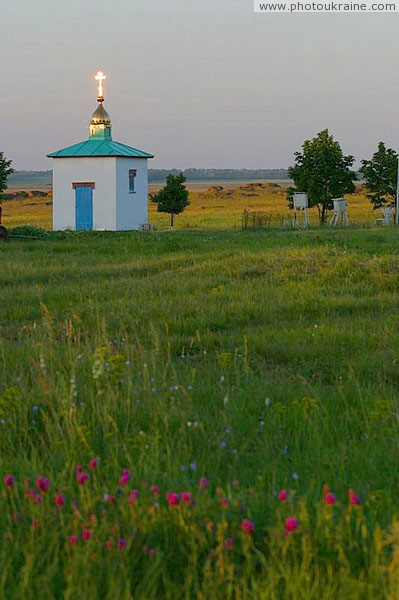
[89,101,112,139]
[90,102,111,125]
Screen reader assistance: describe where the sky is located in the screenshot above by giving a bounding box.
[1,0,399,170]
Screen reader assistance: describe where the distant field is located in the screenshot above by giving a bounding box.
[2,181,379,230]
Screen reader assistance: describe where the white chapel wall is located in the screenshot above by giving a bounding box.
[115,157,148,230]
[52,157,117,230]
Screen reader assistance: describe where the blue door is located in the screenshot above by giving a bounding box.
[75,187,93,230]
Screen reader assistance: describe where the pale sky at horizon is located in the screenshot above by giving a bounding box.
[1,0,399,170]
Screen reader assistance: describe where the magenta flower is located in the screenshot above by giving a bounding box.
[55,493,66,507]
[166,492,180,506]
[104,494,116,504]
[240,519,255,535]
[348,489,361,506]
[151,485,160,495]
[69,535,78,546]
[278,490,288,502]
[119,469,130,486]
[285,517,298,534]
[82,529,92,541]
[27,488,42,504]
[181,491,192,504]
[88,459,97,470]
[4,475,14,488]
[118,539,127,550]
[199,477,209,490]
[76,471,90,486]
[325,492,336,505]
[225,538,234,549]
[128,489,140,505]
[36,476,49,493]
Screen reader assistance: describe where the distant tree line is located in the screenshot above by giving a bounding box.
[7,169,290,186]
[148,168,289,182]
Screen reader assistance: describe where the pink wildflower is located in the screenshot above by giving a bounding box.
[128,489,140,505]
[285,517,298,534]
[219,498,229,509]
[88,459,97,470]
[151,485,160,495]
[118,539,127,550]
[119,469,130,486]
[104,494,116,504]
[82,529,92,541]
[36,476,49,493]
[348,489,361,506]
[69,535,78,546]
[240,519,255,535]
[166,492,180,506]
[199,477,209,489]
[181,491,192,504]
[324,492,336,505]
[278,490,288,502]
[105,540,113,550]
[4,475,14,488]
[76,471,90,486]
[55,493,66,507]
[225,538,234,549]
[27,488,42,504]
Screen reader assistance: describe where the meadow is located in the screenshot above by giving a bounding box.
[2,181,378,231]
[2,188,399,598]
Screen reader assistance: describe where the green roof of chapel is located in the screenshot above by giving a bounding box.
[47,139,154,159]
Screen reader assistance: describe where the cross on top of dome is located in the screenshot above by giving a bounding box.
[90,70,112,140]
[95,71,106,102]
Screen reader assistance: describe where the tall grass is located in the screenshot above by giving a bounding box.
[1,229,399,597]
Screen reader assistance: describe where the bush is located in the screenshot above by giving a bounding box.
[9,225,48,238]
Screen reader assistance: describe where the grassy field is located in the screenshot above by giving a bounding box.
[1,225,399,597]
[1,182,381,231]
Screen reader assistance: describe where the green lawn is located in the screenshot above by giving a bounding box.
[1,228,399,598]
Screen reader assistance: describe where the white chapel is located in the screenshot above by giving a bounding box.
[48,71,154,231]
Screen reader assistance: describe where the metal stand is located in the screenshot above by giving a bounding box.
[292,207,309,229]
[292,193,309,229]
[330,199,349,227]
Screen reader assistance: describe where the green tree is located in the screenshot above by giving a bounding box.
[360,142,398,210]
[287,129,356,224]
[152,173,189,227]
[0,151,14,196]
